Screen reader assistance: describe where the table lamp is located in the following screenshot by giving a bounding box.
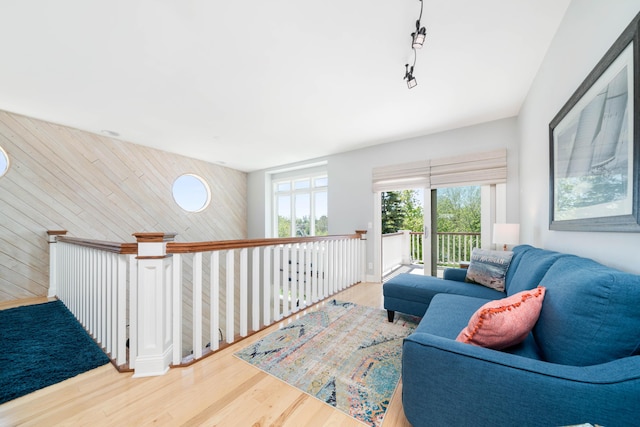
[492,223,520,251]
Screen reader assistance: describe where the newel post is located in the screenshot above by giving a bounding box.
[401,230,412,265]
[356,230,367,283]
[132,232,177,377]
[47,230,68,298]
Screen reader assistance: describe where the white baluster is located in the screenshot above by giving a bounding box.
[210,251,220,351]
[312,242,319,302]
[104,252,112,354]
[305,243,312,306]
[263,246,271,325]
[327,240,334,295]
[226,249,234,344]
[193,252,203,359]
[252,247,260,332]
[290,244,298,312]
[116,254,127,366]
[281,246,289,316]
[273,246,281,321]
[239,248,248,337]
[172,253,182,365]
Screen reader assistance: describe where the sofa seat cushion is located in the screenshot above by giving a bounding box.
[535,256,640,366]
[418,293,543,360]
[384,273,505,306]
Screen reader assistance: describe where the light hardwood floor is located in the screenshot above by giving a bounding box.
[0,282,413,427]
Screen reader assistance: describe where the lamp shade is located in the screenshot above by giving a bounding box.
[492,223,520,250]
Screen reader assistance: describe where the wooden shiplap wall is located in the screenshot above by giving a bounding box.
[0,110,247,303]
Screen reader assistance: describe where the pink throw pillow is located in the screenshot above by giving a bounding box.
[456,286,546,349]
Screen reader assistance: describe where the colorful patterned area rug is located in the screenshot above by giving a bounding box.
[234,300,419,427]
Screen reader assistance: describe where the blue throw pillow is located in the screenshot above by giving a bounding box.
[465,248,513,292]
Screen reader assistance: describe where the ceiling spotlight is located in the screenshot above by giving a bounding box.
[412,22,427,48]
[411,0,426,48]
[404,64,417,89]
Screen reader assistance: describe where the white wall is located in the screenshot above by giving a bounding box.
[518,0,640,273]
[248,117,519,278]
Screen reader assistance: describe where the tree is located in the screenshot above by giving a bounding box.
[278,215,291,237]
[296,216,310,236]
[381,190,423,233]
[315,215,328,236]
[381,187,480,234]
[381,192,406,233]
[399,190,424,232]
[436,186,480,232]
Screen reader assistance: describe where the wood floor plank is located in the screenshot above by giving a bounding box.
[0,282,414,426]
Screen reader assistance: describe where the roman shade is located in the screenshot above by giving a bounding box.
[430,149,507,188]
[372,160,430,192]
[372,149,507,192]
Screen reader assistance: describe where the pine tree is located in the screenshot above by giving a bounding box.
[381,192,406,233]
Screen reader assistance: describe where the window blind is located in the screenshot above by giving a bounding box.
[430,149,506,188]
[372,160,430,192]
[372,149,507,191]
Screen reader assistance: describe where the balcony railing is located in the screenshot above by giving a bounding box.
[435,232,481,266]
[383,231,480,273]
[48,230,366,377]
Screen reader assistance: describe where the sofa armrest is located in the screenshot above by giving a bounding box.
[442,267,467,282]
[402,332,640,427]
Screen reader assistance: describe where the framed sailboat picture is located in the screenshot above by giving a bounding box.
[549,14,640,232]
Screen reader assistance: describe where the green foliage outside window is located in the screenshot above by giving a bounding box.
[436,186,481,233]
[278,216,291,238]
[315,215,328,236]
[278,215,328,237]
[381,186,481,234]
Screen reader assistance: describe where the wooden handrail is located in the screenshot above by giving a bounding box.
[167,234,361,254]
[57,236,137,254]
[53,232,364,255]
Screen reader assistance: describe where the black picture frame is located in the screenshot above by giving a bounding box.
[549,13,640,232]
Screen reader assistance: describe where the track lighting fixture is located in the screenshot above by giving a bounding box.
[404,55,417,89]
[405,67,417,89]
[412,24,426,49]
[404,0,426,89]
[412,0,427,49]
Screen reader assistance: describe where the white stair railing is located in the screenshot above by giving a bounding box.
[168,234,364,367]
[48,231,134,370]
[48,230,367,377]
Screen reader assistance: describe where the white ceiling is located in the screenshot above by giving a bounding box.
[0,0,570,172]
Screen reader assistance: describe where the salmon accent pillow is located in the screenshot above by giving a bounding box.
[456,286,546,349]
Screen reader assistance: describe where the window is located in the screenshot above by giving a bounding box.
[0,146,8,178]
[273,172,328,237]
[172,174,211,212]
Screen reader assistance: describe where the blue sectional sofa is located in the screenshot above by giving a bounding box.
[384,245,640,426]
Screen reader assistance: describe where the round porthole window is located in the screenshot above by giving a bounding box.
[0,146,9,178]
[172,174,211,212]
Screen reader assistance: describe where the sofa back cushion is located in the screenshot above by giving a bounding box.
[505,246,568,296]
[534,256,640,366]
